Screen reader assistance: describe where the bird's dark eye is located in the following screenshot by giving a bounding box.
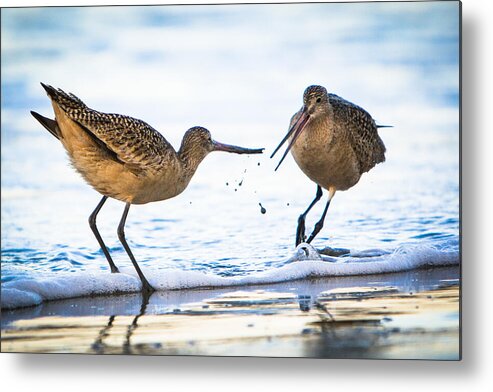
[316,97,322,103]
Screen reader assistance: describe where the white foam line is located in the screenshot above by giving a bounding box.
[1,243,459,310]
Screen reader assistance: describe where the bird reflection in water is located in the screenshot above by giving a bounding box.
[91,291,152,355]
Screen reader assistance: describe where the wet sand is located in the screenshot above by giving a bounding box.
[1,266,460,359]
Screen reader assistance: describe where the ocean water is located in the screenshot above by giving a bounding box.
[1,2,460,309]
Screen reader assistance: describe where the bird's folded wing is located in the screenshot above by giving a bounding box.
[329,94,386,173]
[75,111,175,172]
[44,85,176,174]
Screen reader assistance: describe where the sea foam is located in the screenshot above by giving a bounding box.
[1,242,459,310]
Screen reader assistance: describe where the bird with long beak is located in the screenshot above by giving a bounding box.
[271,85,387,247]
[31,83,264,293]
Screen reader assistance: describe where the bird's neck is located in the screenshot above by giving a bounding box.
[290,109,333,153]
[306,110,334,143]
[178,142,209,180]
[312,112,331,129]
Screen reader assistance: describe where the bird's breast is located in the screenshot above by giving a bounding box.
[290,121,361,191]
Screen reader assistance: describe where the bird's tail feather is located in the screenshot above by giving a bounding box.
[30,111,60,139]
[40,82,86,112]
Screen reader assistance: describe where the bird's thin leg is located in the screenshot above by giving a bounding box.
[306,188,336,244]
[117,203,155,294]
[89,196,119,273]
[296,185,323,246]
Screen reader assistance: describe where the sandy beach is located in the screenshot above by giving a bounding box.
[1,266,460,359]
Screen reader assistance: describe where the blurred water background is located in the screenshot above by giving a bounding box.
[1,2,459,306]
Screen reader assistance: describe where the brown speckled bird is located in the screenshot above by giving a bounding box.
[31,83,263,293]
[271,85,388,247]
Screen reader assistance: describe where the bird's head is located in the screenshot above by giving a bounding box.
[270,85,329,171]
[181,126,215,154]
[179,126,264,169]
[303,85,329,117]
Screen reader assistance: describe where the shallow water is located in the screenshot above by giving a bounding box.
[1,266,459,326]
[1,3,460,308]
[1,267,460,359]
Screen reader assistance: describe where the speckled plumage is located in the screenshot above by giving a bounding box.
[33,83,262,206]
[326,93,386,174]
[289,85,386,191]
[35,84,210,205]
[42,84,176,176]
[272,85,387,246]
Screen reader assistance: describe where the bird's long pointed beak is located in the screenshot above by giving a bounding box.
[212,140,264,154]
[270,108,310,171]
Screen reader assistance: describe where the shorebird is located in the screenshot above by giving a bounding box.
[31,83,263,294]
[271,85,387,247]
